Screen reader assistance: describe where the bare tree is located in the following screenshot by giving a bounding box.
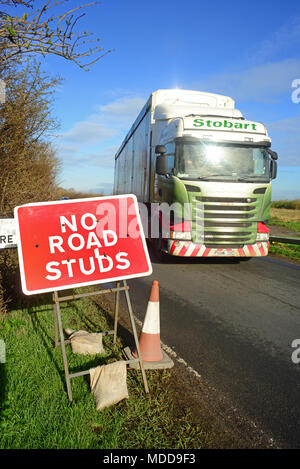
[0,58,63,312]
[0,61,61,216]
[0,0,111,70]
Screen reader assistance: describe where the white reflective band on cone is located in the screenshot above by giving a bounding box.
[142,301,160,334]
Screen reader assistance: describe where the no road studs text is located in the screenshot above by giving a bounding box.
[103,453,196,465]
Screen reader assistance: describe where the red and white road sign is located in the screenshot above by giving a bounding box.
[14,195,152,295]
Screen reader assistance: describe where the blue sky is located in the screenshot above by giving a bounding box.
[31,0,300,199]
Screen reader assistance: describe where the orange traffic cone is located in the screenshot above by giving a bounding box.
[133,280,163,362]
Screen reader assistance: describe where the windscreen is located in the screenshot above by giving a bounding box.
[175,140,270,181]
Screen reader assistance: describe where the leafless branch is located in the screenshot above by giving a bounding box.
[0,0,111,70]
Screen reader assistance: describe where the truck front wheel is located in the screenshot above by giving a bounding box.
[152,237,168,262]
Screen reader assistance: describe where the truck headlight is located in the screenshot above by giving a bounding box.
[170,231,192,240]
[256,232,269,241]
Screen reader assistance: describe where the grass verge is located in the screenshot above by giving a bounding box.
[269,243,300,261]
[0,292,206,449]
[269,219,300,233]
[268,206,300,261]
[269,208,300,233]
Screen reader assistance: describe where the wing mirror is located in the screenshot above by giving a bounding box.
[270,159,277,179]
[155,145,168,175]
[267,149,278,160]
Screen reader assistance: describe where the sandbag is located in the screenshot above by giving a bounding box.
[89,361,129,410]
[65,328,104,355]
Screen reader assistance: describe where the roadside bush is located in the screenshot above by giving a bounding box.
[271,200,300,210]
[0,270,5,315]
[0,62,61,312]
[55,187,104,200]
[0,250,20,314]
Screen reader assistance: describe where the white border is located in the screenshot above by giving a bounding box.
[14,194,152,295]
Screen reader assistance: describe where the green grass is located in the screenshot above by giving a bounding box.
[269,207,300,233]
[269,243,300,261]
[268,205,300,261]
[269,218,300,233]
[0,292,206,449]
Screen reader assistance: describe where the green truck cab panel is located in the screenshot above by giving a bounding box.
[157,175,272,246]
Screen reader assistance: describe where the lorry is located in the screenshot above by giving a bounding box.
[113,89,278,259]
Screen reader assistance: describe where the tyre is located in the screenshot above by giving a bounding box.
[152,238,168,262]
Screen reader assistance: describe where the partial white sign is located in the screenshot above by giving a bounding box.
[0,218,17,248]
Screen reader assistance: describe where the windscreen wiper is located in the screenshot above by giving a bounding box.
[236,175,268,182]
[196,174,232,180]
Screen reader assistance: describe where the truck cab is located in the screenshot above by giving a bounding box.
[154,105,277,258]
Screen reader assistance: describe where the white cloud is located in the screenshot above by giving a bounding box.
[89,183,113,195]
[99,96,146,121]
[267,114,300,166]
[80,146,118,168]
[253,17,300,63]
[59,145,118,169]
[267,114,300,136]
[58,95,146,150]
[57,94,148,188]
[277,146,300,167]
[56,143,80,154]
[194,59,300,103]
[197,17,300,104]
[61,121,117,144]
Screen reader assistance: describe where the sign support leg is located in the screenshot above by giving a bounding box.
[52,292,59,348]
[123,280,149,394]
[54,291,73,403]
[113,281,120,344]
[52,282,149,401]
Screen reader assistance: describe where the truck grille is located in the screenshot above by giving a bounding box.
[196,196,257,203]
[192,195,259,246]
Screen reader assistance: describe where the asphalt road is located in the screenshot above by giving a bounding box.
[126,251,300,448]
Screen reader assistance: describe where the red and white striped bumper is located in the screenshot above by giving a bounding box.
[167,240,269,257]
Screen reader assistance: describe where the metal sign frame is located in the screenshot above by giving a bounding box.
[52,279,149,402]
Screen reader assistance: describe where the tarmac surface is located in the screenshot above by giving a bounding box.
[123,246,300,448]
